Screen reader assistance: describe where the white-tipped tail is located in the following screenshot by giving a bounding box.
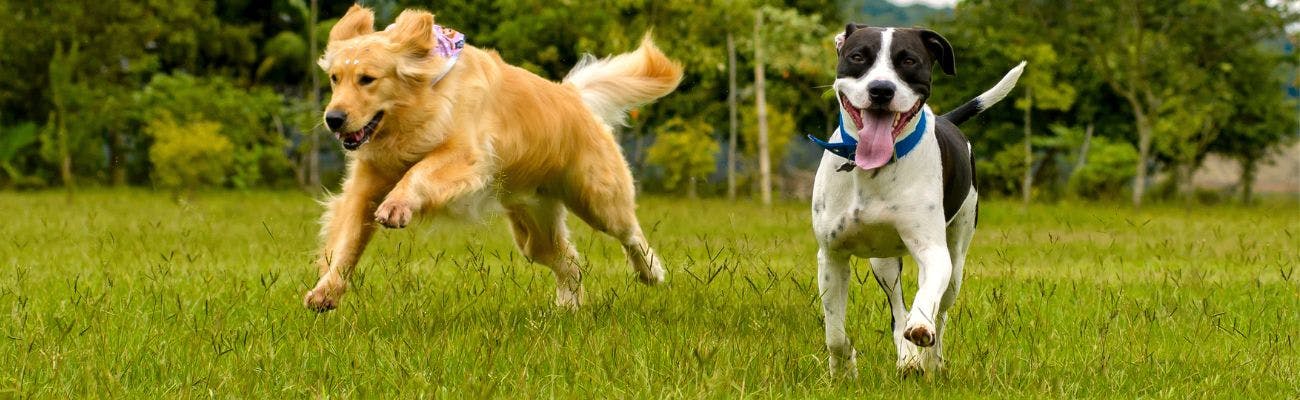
[564,34,684,126]
[975,61,1027,109]
[943,61,1027,126]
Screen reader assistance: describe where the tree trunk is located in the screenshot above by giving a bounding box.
[1176,163,1196,202]
[305,0,322,192]
[726,32,739,201]
[58,112,74,201]
[687,176,698,199]
[1240,157,1257,205]
[753,10,772,206]
[1021,89,1033,207]
[108,129,125,186]
[1132,109,1152,208]
[1073,122,1094,174]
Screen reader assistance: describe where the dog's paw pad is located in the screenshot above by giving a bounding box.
[903,324,935,347]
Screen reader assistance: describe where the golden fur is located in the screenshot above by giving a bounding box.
[304,5,683,311]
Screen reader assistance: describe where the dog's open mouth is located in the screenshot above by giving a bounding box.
[337,111,384,151]
[839,93,921,170]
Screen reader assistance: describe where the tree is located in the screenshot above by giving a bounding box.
[745,5,829,204]
[42,42,82,198]
[647,118,719,198]
[753,9,772,205]
[287,0,324,191]
[727,32,740,200]
[1011,44,1076,206]
[741,106,796,194]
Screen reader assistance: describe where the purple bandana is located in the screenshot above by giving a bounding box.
[432,25,465,59]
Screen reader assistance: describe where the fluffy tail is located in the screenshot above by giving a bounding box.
[564,34,684,126]
[942,61,1027,126]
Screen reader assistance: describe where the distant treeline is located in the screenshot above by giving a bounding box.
[0,0,1295,206]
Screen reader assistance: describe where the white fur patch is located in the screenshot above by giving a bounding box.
[974,61,1027,111]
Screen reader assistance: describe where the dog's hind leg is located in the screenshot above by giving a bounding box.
[929,191,978,370]
[819,249,857,378]
[505,197,584,308]
[869,257,921,372]
[562,155,665,285]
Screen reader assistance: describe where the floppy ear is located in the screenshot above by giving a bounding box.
[388,10,436,58]
[919,29,955,76]
[836,23,867,52]
[329,4,375,42]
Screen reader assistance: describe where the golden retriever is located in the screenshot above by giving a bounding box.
[304,5,683,311]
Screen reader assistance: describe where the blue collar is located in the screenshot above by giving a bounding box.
[807,110,927,165]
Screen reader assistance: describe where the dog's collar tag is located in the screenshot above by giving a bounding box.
[429,25,466,85]
[806,110,928,168]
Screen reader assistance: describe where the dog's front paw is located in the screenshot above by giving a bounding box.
[303,282,344,312]
[828,349,859,379]
[374,197,416,229]
[903,320,936,347]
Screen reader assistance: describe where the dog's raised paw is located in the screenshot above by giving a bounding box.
[374,198,414,229]
[903,323,936,347]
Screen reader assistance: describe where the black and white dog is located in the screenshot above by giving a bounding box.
[809,24,1024,375]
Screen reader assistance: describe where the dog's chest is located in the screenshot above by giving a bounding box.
[813,164,937,256]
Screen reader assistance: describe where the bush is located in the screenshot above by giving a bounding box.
[135,73,293,188]
[976,143,1027,197]
[144,115,233,190]
[646,117,718,196]
[1067,137,1137,200]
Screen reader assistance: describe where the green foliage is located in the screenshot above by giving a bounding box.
[0,0,1294,201]
[135,73,294,188]
[1011,43,1076,113]
[977,143,1028,197]
[144,115,234,189]
[938,0,1297,204]
[1067,137,1138,200]
[741,106,795,164]
[256,31,309,82]
[0,123,42,187]
[646,118,719,192]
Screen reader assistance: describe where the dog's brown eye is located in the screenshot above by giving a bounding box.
[849,53,866,64]
[901,58,917,66]
[359,75,376,85]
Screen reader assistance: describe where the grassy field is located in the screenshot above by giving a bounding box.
[0,190,1297,398]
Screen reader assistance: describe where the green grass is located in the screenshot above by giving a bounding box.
[1,190,1297,398]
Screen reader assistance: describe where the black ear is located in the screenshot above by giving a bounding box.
[837,23,867,53]
[844,23,867,39]
[919,30,955,76]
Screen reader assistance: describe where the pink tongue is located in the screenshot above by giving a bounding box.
[854,112,895,170]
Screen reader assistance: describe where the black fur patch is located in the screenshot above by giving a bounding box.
[935,117,974,222]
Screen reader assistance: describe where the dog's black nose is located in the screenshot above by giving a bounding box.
[325,111,347,131]
[867,81,896,104]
